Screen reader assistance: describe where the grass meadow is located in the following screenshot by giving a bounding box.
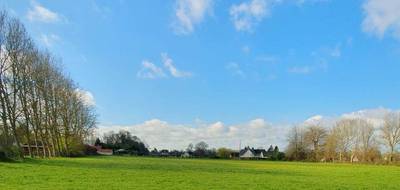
[1,156,399,190]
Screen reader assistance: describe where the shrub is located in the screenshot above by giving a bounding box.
[0,146,21,161]
[83,145,98,155]
[0,151,6,161]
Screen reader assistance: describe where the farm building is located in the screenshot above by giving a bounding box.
[22,144,52,156]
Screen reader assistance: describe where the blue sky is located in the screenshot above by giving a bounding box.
[2,0,400,149]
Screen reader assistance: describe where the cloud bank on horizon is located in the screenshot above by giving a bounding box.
[97,107,396,150]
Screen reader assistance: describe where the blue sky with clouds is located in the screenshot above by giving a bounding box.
[2,0,400,149]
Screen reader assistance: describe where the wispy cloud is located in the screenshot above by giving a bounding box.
[288,66,312,74]
[229,0,270,32]
[288,43,343,75]
[161,53,192,78]
[137,60,166,79]
[226,62,246,78]
[329,44,341,58]
[362,0,400,39]
[137,53,192,79]
[229,0,330,32]
[26,1,63,23]
[91,0,112,19]
[255,54,279,64]
[242,45,251,54]
[39,33,60,47]
[295,0,330,6]
[172,0,214,35]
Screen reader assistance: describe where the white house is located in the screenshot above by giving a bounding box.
[239,146,272,159]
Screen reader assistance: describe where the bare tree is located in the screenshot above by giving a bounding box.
[355,119,377,162]
[0,10,97,159]
[286,125,307,161]
[333,118,358,162]
[324,129,338,162]
[304,124,327,161]
[381,112,400,162]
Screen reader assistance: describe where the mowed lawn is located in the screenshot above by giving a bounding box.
[1,156,399,190]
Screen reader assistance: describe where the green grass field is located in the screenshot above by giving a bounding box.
[0,156,399,190]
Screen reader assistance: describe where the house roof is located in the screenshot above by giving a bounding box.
[239,146,273,157]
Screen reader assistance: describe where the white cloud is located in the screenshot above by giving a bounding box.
[27,1,61,23]
[256,54,279,64]
[137,60,166,79]
[362,0,400,39]
[228,0,330,32]
[137,53,192,79]
[161,53,192,78]
[173,0,214,34]
[288,66,312,74]
[288,43,343,75]
[75,89,96,106]
[312,43,342,59]
[301,108,395,130]
[340,107,391,127]
[91,0,112,19]
[226,62,245,78]
[97,108,396,151]
[295,0,330,6]
[39,34,60,47]
[97,118,289,150]
[230,0,270,32]
[242,45,251,54]
[303,115,323,125]
[329,44,341,58]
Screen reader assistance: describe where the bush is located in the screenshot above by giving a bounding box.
[0,151,6,161]
[68,142,85,157]
[217,148,233,159]
[0,146,21,161]
[84,145,98,156]
[68,135,87,157]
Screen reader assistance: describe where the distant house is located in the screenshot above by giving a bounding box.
[239,146,274,159]
[169,150,183,157]
[95,145,113,155]
[159,149,169,157]
[115,149,129,155]
[182,151,192,158]
[351,154,360,163]
[150,149,159,157]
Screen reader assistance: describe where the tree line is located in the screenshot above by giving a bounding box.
[0,10,96,159]
[286,113,400,163]
[95,130,285,160]
[94,134,219,158]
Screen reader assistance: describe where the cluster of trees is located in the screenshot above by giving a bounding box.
[185,141,218,158]
[142,141,220,158]
[149,141,219,158]
[266,145,285,160]
[96,131,149,155]
[0,11,96,159]
[149,148,184,157]
[286,113,400,163]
